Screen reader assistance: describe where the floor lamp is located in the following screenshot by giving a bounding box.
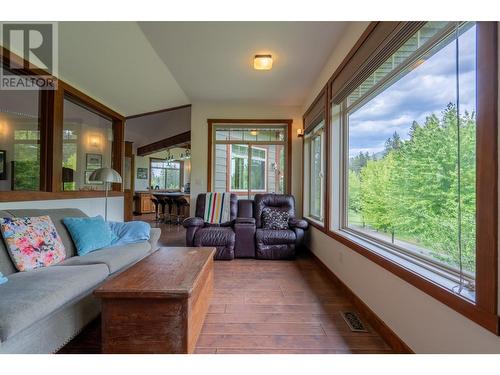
[89,167,122,221]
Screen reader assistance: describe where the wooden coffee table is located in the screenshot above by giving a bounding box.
[94,247,215,354]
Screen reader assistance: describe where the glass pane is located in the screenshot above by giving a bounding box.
[347,21,450,107]
[0,86,41,191]
[250,146,266,191]
[230,144,248,191]
[62,98,113,191]
[214,144,228,192]
[346,23,476,278]
[151,167,166,189]
[310,133,323,219]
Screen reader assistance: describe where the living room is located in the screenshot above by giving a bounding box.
[1,0,500,373]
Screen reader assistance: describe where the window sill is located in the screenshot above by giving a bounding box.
[318,227,500,334]
[0,191,124,203]
[304,216,325,230]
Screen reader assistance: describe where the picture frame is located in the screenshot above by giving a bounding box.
[85,170,103,185]
[86,153,102,170]
[0,150,6,180]
[137,167,148,180]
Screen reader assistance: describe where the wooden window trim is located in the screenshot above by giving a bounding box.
[303,86,329,231]
[302,22,499,334]
[1,46,126,200]
[207,119,293,194]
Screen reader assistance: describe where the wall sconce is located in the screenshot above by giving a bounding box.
[297,128,304,138]
[88,134,102,149]
[0,120,9,139]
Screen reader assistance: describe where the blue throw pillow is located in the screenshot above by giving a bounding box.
[0,272,7,285]
[63,216,118,256]
[108,221,151,246]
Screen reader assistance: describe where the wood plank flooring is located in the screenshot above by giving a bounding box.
[194,257,391,354]
[59,216,392,354]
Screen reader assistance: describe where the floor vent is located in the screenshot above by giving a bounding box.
[341,311,368,332]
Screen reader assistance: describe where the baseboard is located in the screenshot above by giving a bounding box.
[307,249,414,354]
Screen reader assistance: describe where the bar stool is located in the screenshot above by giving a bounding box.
[158,197,168,223]
[164,197,175,224]
[151,197,160,222]
[174,197,190,225]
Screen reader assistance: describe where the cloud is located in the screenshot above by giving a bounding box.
[347,25,476,155]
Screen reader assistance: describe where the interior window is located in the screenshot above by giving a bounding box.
[62,97,113,191]
[0,79,41,191]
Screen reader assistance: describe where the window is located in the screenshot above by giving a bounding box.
[230,145,267,192]
[150,158,182,190]
[209,121,290,198]
[331,22,479,300]
[0,81,41,191]
[303,121,325,223]
[62,97,114,191]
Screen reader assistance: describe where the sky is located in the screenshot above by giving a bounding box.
[348,24,476,158]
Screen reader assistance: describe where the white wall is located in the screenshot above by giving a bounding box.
[302,22,500,353]
[189,100,303,216]
[0,196,124,222]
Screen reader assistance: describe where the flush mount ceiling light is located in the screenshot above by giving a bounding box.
[254,54,273,70]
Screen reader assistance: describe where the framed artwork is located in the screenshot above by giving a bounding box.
[85,170,103,185]
[0,150,6,180]
[137,167,148,180]
[86,153,102,170]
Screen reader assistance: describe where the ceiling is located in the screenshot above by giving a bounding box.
[13,22,350,116]
[58,22,189,117]
[139,22,349,106]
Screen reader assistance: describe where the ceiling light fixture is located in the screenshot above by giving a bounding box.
[254,54,273,70]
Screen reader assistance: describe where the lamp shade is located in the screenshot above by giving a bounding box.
[89,167,122,184]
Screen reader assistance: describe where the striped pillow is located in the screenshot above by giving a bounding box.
[203,192,231,224]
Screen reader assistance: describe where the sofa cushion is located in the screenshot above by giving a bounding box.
[0,264,109,343]
[0,211,16,276]
[57,241,151,274]
[0,216,66,272]
[63,216,117,256]
[194,227,235,247]
[255,229,296,245]
[4,209,88,259]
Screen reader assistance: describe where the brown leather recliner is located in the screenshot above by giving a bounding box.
[253,194,308,259]
[182,193,238,260]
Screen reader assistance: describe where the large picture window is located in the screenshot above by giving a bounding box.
[331,22,479,300]
[209,121,290,198]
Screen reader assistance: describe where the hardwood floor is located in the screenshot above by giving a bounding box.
[58,216,393,354]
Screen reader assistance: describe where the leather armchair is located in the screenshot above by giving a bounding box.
[182,193,238,260]
[253,194,308,259]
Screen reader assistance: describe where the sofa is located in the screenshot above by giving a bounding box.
[184,193,308,260]
[0,208,161,354]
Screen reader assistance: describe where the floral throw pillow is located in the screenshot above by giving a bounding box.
[0,216,66,272]
[262,208,289,230]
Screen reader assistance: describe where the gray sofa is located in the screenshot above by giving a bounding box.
[0,208,161,354]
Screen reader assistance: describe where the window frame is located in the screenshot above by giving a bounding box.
[304,121,325,224]
[207,119,292,196]
[302,22,499,334]
[229,144,268,193]
[149,158,183,190]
